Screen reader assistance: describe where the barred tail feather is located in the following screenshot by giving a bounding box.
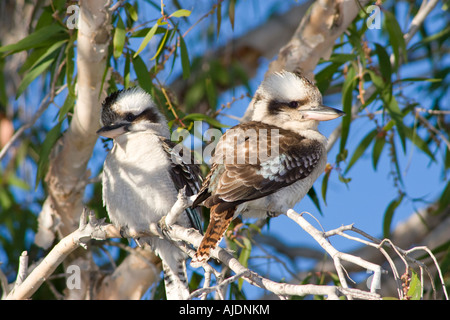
[162,259,189,300]
[152,239,190,300]
[191,205,235,268]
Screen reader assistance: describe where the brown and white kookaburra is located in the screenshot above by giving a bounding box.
[191,71,344,266]
[97,87,202,299]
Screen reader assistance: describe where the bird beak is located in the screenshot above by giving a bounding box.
[302,105,345,121]
[96,123,128,139]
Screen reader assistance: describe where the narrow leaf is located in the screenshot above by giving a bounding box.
[150,28,170,61]
[179,36,190,79]
[133,23,158,58]
[132,54,153,93]
[124,50,131,88]
[307,187,323,216]
[182,113,228,128]
[216,2,222,38]
[383,92,406,152]
[345,129,377,174]
[383,11,407,69]
[382,195,404,238]
[169,9,191,18]
[16,57,55,98]
[58,92,76,122]
[437,180,450,213]
[125,3,138,21]
[404,126,436,161]
[36,121,62,188]
[321,172,330,206]
[372,133,386,170]
[0,25,66,54]
[374,43,392,84]
[238,237,251,290]
[113,15,126,59]
[340,65,357,155]
[407,270,422,300]
[228,0,236,30]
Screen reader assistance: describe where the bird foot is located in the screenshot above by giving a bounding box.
[158,215,172,238]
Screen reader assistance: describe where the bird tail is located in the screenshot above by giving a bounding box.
[151,239,190,300]
[191,205,235,267]
[161,258,189,300]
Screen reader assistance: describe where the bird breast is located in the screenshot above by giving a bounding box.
[102,132,178,232]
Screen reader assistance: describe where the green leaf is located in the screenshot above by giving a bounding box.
[58,91,76,122]
[382,92,406,152]
[228,0,236,30]
[36,121,63,188]
[205,77,217,108]
[407,270,422,300]
[383,11,407,69]
[382,195,404,238]
[340,65,357,155]
[0,25,66,54]
[403,126,436,161]
[179,35,190,79]
[16,57,55,98]
[437,180,450,214]
[238,237,251,290]
[182,113,228,128]
[133,23,159,58]
[321,171,330,206]
[132,54,153,93]
[124,51,131,88]
[328,53,358,63]
[374,43,392,84]
[113,15,126,59]
[345,129,377,174]
[7,175,30,191]
[367,69,385,91]
[150,27,170,61]
[216,2,222,38]
[307,187,323,216]
[315,63,341,93]
[20,40,66,75]
[398,77,442,83]
[169,9,191,18]
[372,133,386,170]
[125,3,138,21]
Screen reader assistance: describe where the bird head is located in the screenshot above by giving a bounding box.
[251,71,345,131]
[97,87,169,139]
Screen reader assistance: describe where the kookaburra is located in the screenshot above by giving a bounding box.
[191,71,344,266]
[97,87,202,300]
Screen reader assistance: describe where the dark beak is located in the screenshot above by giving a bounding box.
[302,105,345,121]
[96,123,128,139]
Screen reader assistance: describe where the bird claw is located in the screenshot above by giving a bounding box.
[158,215,172,237]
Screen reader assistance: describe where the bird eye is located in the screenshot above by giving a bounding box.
[125,113,135,122]
[288,101,298,109]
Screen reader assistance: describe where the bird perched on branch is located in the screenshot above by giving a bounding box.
[97,87,202,300]
[191,70,345,266]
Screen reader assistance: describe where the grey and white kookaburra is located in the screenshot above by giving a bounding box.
[97,87,202,300]
[191,70,344,266]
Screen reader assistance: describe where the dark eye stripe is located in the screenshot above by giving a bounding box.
[268,99,309,115]
[135,108,160,123]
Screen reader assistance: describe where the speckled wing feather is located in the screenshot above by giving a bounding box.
[160,137,203,232]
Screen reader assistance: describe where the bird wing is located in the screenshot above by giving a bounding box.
[194,121,323,212]
[160,137,203,232]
